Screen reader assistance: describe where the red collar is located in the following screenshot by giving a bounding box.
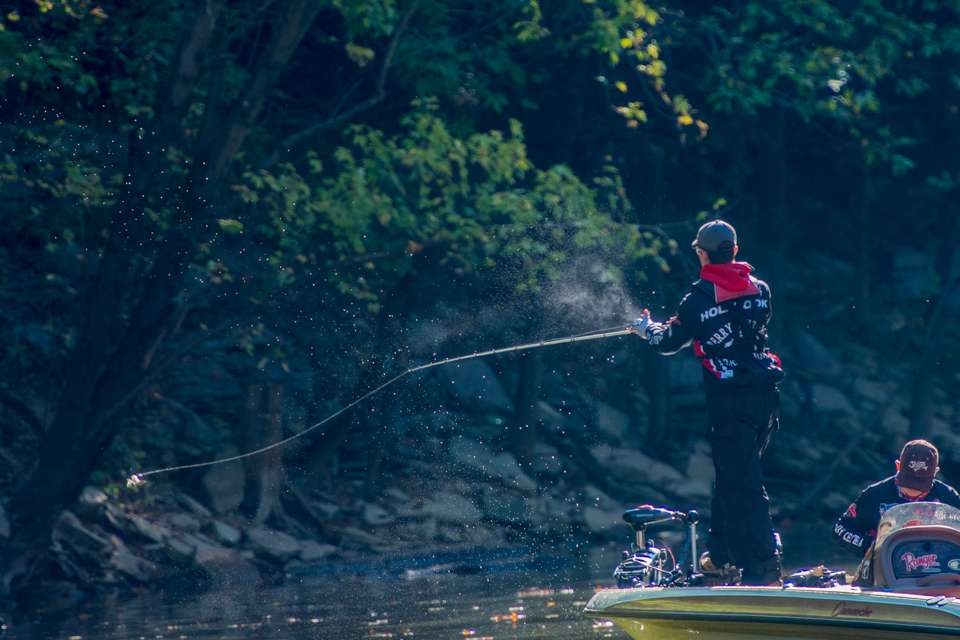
[700,262,758,302]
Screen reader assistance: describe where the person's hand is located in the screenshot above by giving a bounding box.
[630,309,653,339]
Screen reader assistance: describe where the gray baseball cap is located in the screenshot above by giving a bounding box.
[692,220,737,253]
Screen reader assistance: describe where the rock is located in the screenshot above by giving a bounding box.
[438,525,464,543]
[299,540,337,561]
[536,401,566,429]
[314,501,339,518]
[489,454,537,493]
[363,503,395,526]
[420,491,483,523]
[340,526,382,548]
[596,402,631,442]
[210,520,242,546]
[181,532,219,549]
[385,487,410,502]
[590,445,685,486]
[177,493,212,518]
[677,440,714,499]
[165,537,195,559]
[482,492,534,526]
[582,506,623,533]
[168,512,202,531]
[583,484,618,509]
[76,486,109,519]
[202,462,245,514]
[128,514,171,543]
[54,511,110,556]
[449,437,537,492]
[0,501,9,538]
[107,544,155,582]
[102,503,128,532]
[535,495,574,525]
[191,538,234,565]
[793,331,843,379]
[246,527,302,561]
[531,442,564,476]
[449,437,491,470]
[811,383,856,415]
[685,440,714,484]
[444,360,513,413]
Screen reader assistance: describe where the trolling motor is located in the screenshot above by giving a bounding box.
[615,505,703,588]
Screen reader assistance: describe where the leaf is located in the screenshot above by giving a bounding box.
[217,219,245,234]
[345,42,376,67]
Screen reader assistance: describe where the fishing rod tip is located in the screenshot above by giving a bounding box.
[126,473,146,489]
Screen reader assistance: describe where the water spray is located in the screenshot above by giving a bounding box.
[127,323,634,487]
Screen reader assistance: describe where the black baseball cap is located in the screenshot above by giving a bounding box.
[692,220,737,253]
[897,439,939,492]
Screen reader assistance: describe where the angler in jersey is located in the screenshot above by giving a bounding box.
[630,220,784,586]
[834,439,960,559]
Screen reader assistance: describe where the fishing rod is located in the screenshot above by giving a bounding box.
[127,323,635,487]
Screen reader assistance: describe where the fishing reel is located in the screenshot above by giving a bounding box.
[783,566,847,588]
[614,505,703,588]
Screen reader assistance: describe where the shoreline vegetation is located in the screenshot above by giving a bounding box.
[2,0,959,612]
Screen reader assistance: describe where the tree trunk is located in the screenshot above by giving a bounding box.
[643,350,671,448]
[512,351,545,467]
[909,210,960,434]
[1,0,321,596]
[242,383,284,523]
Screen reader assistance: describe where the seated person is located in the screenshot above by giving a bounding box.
[834,439,960,558]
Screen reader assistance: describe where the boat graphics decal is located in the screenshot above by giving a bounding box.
[831,602,874,617]
[901,552,940,573]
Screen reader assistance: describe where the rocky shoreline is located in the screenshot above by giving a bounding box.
[4,311,957,613]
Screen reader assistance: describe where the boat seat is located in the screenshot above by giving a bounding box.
[622,506,680,529]
[875,525,960,593]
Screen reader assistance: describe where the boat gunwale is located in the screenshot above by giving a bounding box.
[585,586,960,636]
[582,606,960,636]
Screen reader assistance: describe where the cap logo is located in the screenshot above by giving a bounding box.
[908,460,929,472]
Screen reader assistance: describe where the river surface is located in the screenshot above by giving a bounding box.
[8,536,850,640]
[8,550,629,640]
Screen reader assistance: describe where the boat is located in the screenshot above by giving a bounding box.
[583,502,960,638]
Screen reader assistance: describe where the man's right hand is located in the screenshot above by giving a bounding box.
[630,309,653,339]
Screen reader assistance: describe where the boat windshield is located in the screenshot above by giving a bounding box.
[875,502,960,580]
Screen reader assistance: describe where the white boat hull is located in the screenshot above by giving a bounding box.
[584,586,960,639]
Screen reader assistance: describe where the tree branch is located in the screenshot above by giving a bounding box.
[170,0,226,108]
[263,0,422,168]
[204,0,324,182]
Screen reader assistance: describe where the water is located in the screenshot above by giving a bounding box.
[9,569,626,639]
[6,534,852,639]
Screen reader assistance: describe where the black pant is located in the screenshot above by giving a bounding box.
[705,383,779,578]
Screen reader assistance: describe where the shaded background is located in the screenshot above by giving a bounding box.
[1,0,959,610]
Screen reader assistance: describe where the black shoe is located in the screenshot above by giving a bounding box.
[741,556,782,587]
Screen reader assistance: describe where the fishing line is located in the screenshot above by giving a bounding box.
[127,323,633,487]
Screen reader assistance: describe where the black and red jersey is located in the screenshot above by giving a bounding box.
[646,266,783,386]
[834,476,960,556]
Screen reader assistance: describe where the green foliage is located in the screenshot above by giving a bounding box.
[233,99,643,307]
[2,0,960,506]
